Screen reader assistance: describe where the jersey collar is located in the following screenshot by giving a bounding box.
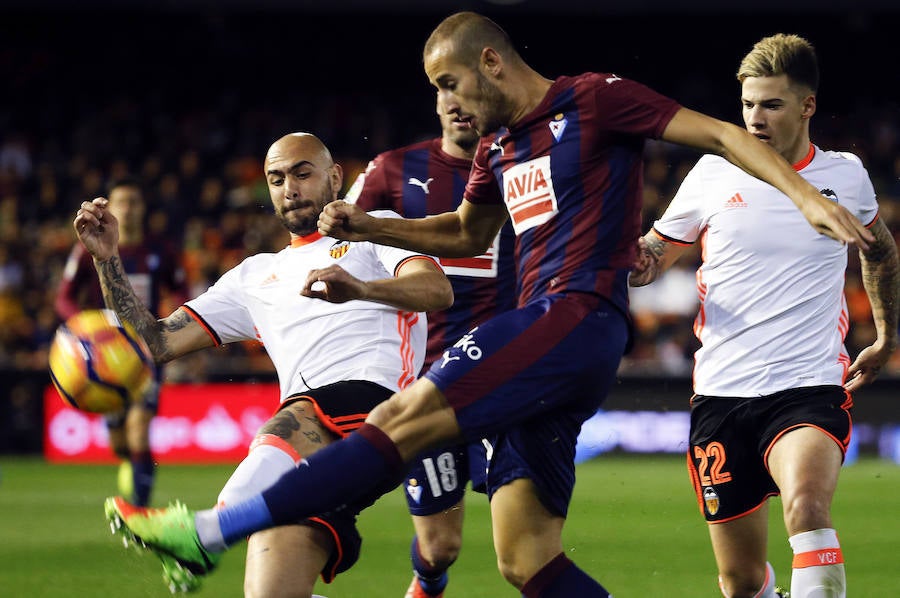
[290,231,323,248]
[792,143,815,171]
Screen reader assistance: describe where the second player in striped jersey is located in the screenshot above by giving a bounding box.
[345,98,516,598]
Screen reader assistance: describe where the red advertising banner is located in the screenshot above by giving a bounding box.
[43,383,280,463]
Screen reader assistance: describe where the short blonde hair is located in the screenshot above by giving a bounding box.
[737,34,819,92]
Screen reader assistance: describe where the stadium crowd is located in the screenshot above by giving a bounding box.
[1,11,899,390]
[1,89,898,382]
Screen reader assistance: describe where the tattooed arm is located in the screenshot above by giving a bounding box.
[74,198,213,363]
[628,230,692,287]
[845,218,900,392]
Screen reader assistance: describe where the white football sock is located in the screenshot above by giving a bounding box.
[789,528,845,598]
[216,434,302,508]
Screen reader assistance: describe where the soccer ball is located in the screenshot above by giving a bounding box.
[48,309,154,413]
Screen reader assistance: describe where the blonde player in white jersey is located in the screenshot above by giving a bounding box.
[630,35,898,598]
[74,132,453,596]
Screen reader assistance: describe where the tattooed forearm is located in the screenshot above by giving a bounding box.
[95,256,166,359]
[859,219,899,348]
[629,233,667,287]
[643,233,668,265]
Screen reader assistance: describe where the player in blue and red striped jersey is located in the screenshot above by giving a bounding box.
[56,177,187,507]
[345,97,516,598]
[103,12,874,598]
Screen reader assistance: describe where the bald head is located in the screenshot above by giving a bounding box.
[424,11,519,69]
[264,132,343,238]
[265,132,334,173]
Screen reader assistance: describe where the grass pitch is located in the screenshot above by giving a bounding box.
[0,455,897,597]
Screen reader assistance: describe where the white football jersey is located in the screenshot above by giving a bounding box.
[184,211,435,401]
[652,144,878,396]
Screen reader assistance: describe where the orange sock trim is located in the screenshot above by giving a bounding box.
[792,547,844,568]
[249,433,304,464]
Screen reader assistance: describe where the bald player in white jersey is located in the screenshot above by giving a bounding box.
[74,132,453,597]
[630,35,898,598]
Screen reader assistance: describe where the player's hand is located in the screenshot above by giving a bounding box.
[797,191,874,250]
[628,236,659,287]
[318,200,375,241]
[74,198,120,262]
[844,342,894,392]
[301,265,367,303]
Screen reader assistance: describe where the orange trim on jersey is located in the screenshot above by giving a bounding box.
[179,305,221,346]
[248,433,304,464]
[793,547,844,568]
[307,516,344,583]
[393,255,440,277]
[837,303,849,340]
[651,227,693,247]
[793,143,815,171]
[290,232,323,247]
[691,230,708,393]
[396,311,419,388]
[864,211,880,229]
[838,352,851,383]
[692,266,707,338]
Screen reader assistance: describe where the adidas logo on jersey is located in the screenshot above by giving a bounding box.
[724,193,748,208]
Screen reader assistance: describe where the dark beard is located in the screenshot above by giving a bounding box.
[282,211,318,237]
[474,73,508,136]
[278,179,332,236]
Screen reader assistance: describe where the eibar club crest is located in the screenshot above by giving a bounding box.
[329,241,350,259]
[549,113,567,142]
[406,479,423,504]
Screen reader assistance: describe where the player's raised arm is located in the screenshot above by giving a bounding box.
[74,198,213,363]
[319,199,508,259]
[661,107,874,249]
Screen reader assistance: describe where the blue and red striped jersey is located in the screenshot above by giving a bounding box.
[466,73,680,314]
[349,137,517,368]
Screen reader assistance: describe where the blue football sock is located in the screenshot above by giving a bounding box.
[520,554,609,598]
[210,494,272,548]
[215,424,405,545]
[131,451,155,507]
[411,536,450,595]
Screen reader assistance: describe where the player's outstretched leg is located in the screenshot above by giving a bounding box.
[105,496,221,592]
